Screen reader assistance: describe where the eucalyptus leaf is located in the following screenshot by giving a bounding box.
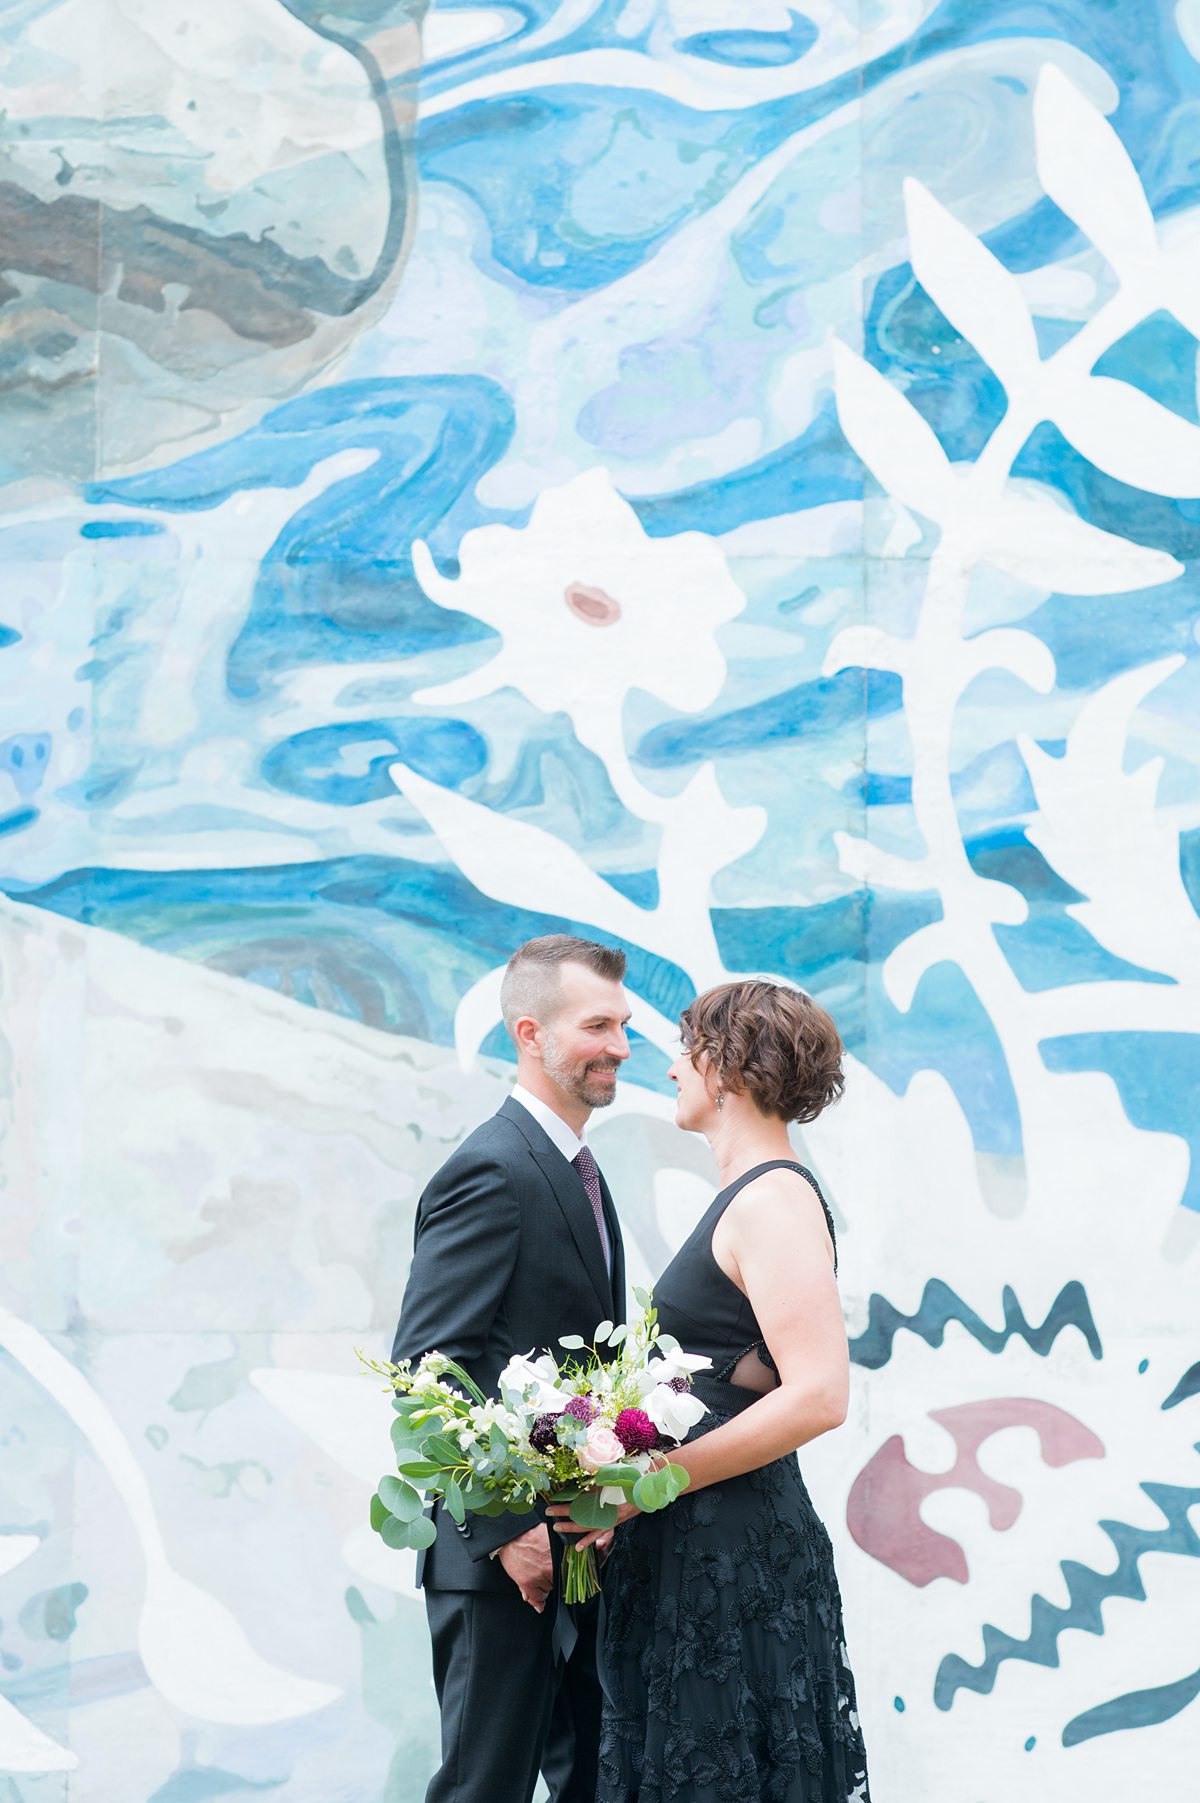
[421,1433,466,1468]
[661,1465,690,1502]
[592,1464,641,1486]
[391,1418,427,1457]
[380,1513,427,1551]
[559,1334,586,1350]
[369,1492,389,1534]
[633,1470,668,1512]
[444,1476,466,1525]
[569,1489,620,1530]
[632,1286,650,1310]
[594,1320,614,1343]
[608,1324,629,1345]
[378,1476,425,1522]
[406,1514,438,1550]
[392,1459,442,1481]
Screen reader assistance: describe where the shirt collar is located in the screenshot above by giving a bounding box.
[510,1084,587,1165]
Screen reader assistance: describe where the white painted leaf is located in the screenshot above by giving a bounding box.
[1051,376,1200,497]
[389,764,654,946]
[1021,655,1200,982]
[882,921,949,1012]
[452,963,507,1070]
[823,625,908,678]
[0,1693,76,1774]
[832,339,951,519]
[979,492,1182,594]
[904,179,1039,390]
[1034,66,1158,281]
[958,629,1056,694]
[832,832,931,891]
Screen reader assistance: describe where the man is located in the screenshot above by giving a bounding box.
[392,934,630,1803]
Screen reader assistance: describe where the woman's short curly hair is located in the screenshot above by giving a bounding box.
[680,980,844,1124]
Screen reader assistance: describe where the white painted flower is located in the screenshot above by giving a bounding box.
[643,1382,708,1441]
[411,468,746,764]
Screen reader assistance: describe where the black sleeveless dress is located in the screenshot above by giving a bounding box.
[597,1161,870,1803]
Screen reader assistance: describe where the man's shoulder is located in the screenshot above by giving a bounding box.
[432,1104,532,1179]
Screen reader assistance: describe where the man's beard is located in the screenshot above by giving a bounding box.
[543,1034,620,1109]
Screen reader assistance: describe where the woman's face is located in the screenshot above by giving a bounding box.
[667,1038,718,1132]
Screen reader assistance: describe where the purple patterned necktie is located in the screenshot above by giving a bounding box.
[573,1145,610,1268]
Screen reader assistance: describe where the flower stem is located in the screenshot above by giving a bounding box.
[562,1545,600,1605]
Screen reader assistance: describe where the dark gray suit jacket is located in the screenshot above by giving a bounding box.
[391,1095,626,1591]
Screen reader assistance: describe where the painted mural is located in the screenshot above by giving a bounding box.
[2,1,1200,1798]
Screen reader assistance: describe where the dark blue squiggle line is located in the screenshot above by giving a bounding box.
[1062,1662,1200,1746]
[1162,1361,1200,1411]
[848,1279,1102,1371]
[935,1483,1200,1710]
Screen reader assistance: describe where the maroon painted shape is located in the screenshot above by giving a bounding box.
[846,1397,1105,1587]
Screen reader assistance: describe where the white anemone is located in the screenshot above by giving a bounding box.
[498,1351,574,1414]
[643,1382,708,1441]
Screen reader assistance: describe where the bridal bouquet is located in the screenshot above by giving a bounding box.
[363,1291,711,1602]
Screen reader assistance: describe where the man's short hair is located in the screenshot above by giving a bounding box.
[500,935,627,1039]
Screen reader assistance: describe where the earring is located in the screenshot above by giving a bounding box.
[716,1088,724,1111]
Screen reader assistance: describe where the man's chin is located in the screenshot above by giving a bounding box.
[580,1076,619,1108]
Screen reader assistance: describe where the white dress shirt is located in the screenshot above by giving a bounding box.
[509,1083,588,1163]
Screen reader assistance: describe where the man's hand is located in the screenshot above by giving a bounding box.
[497,1523,554,1612]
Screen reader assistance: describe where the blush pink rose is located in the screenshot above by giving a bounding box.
[578,1422,625,1473]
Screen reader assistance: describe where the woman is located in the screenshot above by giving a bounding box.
[551,979,870,1803]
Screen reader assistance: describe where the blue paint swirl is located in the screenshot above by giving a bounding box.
[849,1279,1102,1371]
[935,1483,1200,1710]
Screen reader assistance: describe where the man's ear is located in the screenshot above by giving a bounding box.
[512,1015,542,1059]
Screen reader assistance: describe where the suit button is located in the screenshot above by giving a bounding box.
[456,1522,470,1536]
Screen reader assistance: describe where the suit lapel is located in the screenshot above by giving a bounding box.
[499,1097,612,1318]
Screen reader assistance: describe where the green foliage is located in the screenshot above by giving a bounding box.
[369,1492,389,1534]
[380,1512,436,1551]
[569,1489,620,1530]
[421,1432,466,1467]
[378,1476,425,1523]
[390,1418,427,1458]
[591,1463,640,1486]
[558,1334,587,1350]
[393,1458,444,1481]
[633,1464,691,1512]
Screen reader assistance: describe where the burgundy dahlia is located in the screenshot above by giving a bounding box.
[530,1412,562,1452]
[613,1407,658,1455]
[564,1395,598,1426]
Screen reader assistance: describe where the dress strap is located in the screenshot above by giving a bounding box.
[719,1160,838,1274]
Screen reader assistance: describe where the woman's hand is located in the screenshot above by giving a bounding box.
[546,1498,640,1551]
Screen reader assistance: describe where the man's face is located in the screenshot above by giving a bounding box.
[539,963,631,1109]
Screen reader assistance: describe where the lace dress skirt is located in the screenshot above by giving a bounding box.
[596,1375,870,1803]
